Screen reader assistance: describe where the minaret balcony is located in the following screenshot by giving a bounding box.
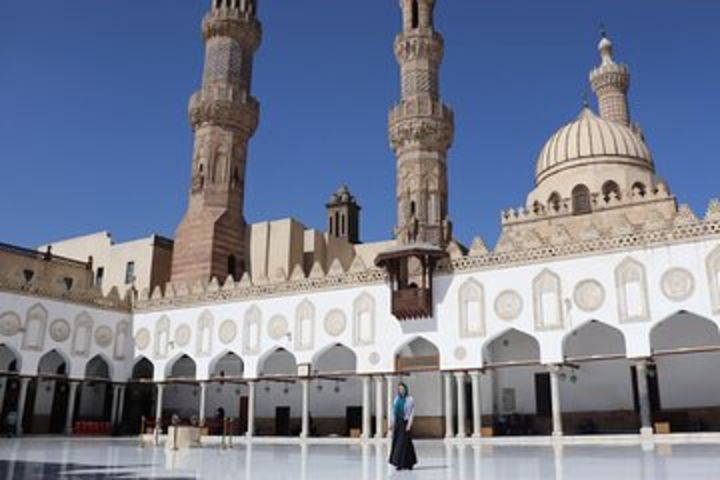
[189,87,259,133]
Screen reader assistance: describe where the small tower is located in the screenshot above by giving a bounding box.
[326,185,361,244]
[171,0,262,285]
[389,0,454,247]
[590,29,631,126]
[377,0,452,320]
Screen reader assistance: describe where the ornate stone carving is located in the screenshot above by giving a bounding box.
[615,257,650,323]
[219,319,238,345]
[243,306,261,355]
[368,352,381,366]
[661,268,695,302]
[0,312,21,337]
[48,319,70,342]
[573,280,605,312]
[175,324,192,348]
[708,245,720,314]
[135,328,150,351]
[353,293,375,346]
[454,346,467,361]
[458,279,485,337]
[71,312,93,357]
[268,315,288,341]
[94,326,114,348]
[323,309,347,337]
[533,269,564,331]
[22,303,48,351]
[494,290,523,321]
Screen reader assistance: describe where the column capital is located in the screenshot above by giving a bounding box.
[468,370,481,378]
[453,370,467,379]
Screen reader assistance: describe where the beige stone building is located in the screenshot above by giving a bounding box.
[39,231,173,297]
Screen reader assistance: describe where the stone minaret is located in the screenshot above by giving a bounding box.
[171,0,261,285]
[389,0,454,247]
[590,30,631,126]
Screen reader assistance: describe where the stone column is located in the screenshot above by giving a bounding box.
[469,371,482,438]
[16,377,31,435]
[155,384,164,424]
[110,385,121,425]
[361,376,371,439]
[455,372,467,438]
[443,372,454,438]
[635,360,653,437]
[300,379,309,438]
[374,376,384,438]
[385,375,394,437]
[116,385,126,426]
[198,382,208,427]
[549,365,563,437]
[246,381,256,437]
[65,381,79,435]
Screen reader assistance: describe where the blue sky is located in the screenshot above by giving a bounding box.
[1,1,718,248]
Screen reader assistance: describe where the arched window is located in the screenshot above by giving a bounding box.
[411,0,419,29]
[632,182,647,197]
[548,192,561,212]
[410,200,416,216]
[602,181,621,202]
[228,255,237,280]
[571,184,592,215]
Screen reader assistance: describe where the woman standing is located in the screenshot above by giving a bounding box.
[389,382,417,470]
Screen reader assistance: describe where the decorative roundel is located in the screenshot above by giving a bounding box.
[368,352,381,365]
[573,279,606,312]
[323,309,347,337]
[661,268,695,302]
[454,346,467,361]
[268,315,289,341]
[134,328,151,351]
[0,313,21,337]
[219,319,238,345]
[494,290,523,321]
[174,324,191,348]
[49,318,71,342]
[94,326,114,348]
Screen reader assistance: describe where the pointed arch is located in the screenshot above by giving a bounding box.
[562,320,627,359]
[533,269,564,330]
[131,355,154,380]
[258,347,297,377]
[394,336,440,372]
[353,292,375,346]
[208,350,244,379]
[22,303,48,351]
[458,278,485,337]
[0,343,21,372]
[312,343,357,375]
[85,353,113,380]
[294,299,315,351]
[71,311,93,357]
[615,257,650,323]
[650,311,720,352]
[165,353,197,380]
[482,328,540,365]
[37,348,70,376]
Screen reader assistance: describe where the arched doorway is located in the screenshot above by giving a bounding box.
[650,312,720,432]
[78,355,113,424]
[394,337,442,438]
[123,357,155,434]
[207,351,245,435]
[30,350,70,434]
[311,344,358,436]
[482,329,542,436]
[562,320,634,434]
[163,354,199,425]
[257,348,297,436]
[0,344,21,434]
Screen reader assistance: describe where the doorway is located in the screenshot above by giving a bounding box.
[275,406,290,436]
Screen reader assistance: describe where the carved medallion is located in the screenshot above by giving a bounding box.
[174,324,191,348]
[661,268,695,302]
[494,290,523,321]
[268,315,288,341]
[134,328,150,351]
[369,352,381,366]
[219,319,237,345]
[94,326,113,348]
[323,309,347,337]
[454,346,467,361]
[0,312,21,337]
[573,280,605,312]
[49,318,71,342]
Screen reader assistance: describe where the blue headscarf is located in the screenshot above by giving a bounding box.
[394,382,409,421]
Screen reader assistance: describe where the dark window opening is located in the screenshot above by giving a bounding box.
[411,0,419,29]
[63,277,74,291]
[95,267,104,289]
[572,184,592,215]
[228,255,237,280]
[125,261,135,285]
[410,200,416,216]
[602,181,621,202]
[22,269,34,283]
[334,211,340,237]
[632,182,647,197]
[548,192,561,212]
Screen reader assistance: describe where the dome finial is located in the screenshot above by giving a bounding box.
[598,23,614,66]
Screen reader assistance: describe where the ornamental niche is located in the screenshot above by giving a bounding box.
[196,310,214,357]
[22,304,48,352]
[242,306,261,355]
[533,269,564,331]
[294,300,315,351]
[458,279,485,338]
[615,258,650,323]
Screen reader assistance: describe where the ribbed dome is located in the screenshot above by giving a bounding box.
[536,108,652,184]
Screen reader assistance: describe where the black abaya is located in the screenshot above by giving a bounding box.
[389,418,417,470]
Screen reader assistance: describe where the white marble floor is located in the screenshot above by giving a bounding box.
[0,437,719,479]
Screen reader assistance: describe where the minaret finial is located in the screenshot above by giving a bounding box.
[600,22,607,39]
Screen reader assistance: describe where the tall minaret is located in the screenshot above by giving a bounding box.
[171,0,261,285]
[389,0,454,247]
[589,30,631,126]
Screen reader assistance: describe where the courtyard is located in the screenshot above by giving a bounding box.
[0,438,718,479]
